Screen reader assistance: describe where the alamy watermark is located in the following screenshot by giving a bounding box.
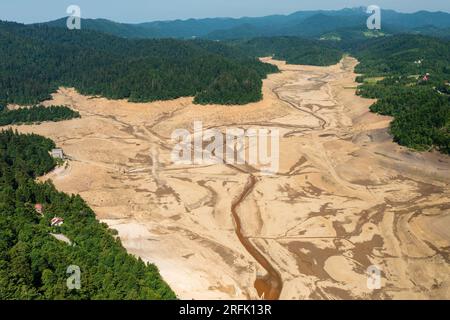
[66,265,81,290]
[367,5,381,30]
[171,121,280,175]
[64,5,380,32]
[367,265,382,290]
[66,5,81,30]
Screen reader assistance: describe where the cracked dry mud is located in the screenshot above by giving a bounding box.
[12,57,450,299]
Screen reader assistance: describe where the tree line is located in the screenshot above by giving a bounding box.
[0,105,80,126]
[229,37,344,66]
[0,21,277,107]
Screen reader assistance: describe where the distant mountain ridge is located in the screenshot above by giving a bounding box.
[36,8,450,40]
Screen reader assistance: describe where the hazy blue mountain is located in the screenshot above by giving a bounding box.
[37,8,450,40]
[204,24,270,40]
[278,13,368,37]
[382,10,450,29]
[42,17,168,38]
[38,13,311,39]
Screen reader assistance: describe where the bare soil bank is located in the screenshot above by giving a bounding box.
[10,57,450,299]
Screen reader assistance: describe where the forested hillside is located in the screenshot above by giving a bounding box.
[0,21,276,106]
[230,37,344,66]
[352,35,450,153]
[40,9,450,41]
[0,129,176,299]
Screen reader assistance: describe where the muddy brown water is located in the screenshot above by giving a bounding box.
[231,175,283,300]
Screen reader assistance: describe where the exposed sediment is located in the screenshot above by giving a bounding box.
[9,56,450,300]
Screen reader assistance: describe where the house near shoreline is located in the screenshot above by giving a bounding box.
[34,203,43,215]
[50,217,64,227]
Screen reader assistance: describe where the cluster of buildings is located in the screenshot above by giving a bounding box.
[34,203,72,245]
[34,147,67,233]
[413,59,431,82]
[34,203,64,227]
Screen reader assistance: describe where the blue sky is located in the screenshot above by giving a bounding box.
[1,0,449,23]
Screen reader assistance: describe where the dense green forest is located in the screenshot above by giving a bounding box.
[0,106,80,126]
[230,37,344,66]
[352,35,450,153]
[0,21,276,106]
[0,129,176,299]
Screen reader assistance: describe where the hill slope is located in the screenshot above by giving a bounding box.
[0,21,276,106]
[0,129,176,299]
[39,8,450,40]
[352,35,450,153]
[230,37,344,66]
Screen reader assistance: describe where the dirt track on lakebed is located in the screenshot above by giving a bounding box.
[11,57,450,299]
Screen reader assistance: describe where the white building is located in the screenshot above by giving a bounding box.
[51,148,64,159]
[51,217,64,227]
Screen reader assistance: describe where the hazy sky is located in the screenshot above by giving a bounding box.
[1,0,449,24]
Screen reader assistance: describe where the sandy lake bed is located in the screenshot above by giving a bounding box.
[9,57,450,299]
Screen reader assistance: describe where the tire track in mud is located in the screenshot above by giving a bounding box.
[272,80,328,133]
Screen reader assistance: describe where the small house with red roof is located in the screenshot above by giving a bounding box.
[34,203,43,215]
[51,217,64,227]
